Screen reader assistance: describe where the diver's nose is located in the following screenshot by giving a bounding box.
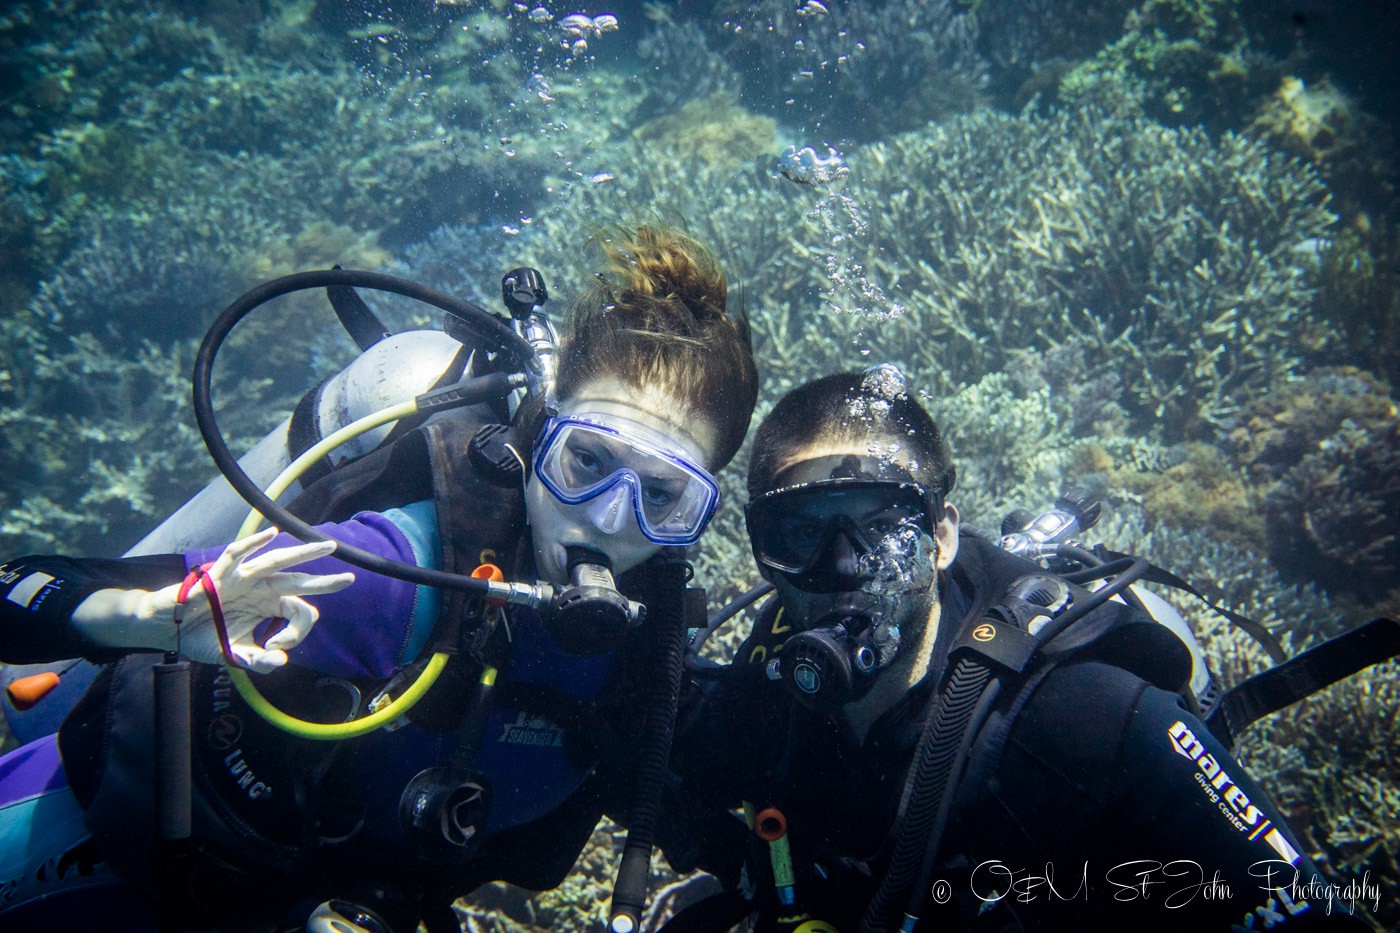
[831,530,863,579]
[583,481,633,535]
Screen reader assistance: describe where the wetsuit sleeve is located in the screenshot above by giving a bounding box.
[979,660,1370,930]
[0,554,186,663]
[184,502,442,679]
[1111,681,1371,929]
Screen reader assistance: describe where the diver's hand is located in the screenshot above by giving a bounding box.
[73,528,355,672]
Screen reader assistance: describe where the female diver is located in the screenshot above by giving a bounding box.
[0,223,759,932]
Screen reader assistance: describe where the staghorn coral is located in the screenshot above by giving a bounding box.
[0,322,272,556]
[1234,661,1400,931]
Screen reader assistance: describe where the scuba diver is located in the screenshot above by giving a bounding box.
[0,223,760,932]
[659,368,1377,932]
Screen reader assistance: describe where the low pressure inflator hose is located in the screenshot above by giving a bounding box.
[227,378,546,741]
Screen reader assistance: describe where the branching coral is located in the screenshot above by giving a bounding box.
[834,106,1336,437]
[1234,660,1400,931]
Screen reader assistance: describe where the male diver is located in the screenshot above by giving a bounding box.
[662,368,1370,932]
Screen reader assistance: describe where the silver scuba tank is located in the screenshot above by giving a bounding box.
[126,329,466,556]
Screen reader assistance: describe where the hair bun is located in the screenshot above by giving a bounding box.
[600,225,729,323]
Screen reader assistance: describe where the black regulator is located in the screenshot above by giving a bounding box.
[547,547,647,656]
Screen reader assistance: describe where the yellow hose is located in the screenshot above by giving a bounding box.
[228,398,450,740]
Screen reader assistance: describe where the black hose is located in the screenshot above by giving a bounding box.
[154,657,192,933]
[902,677,1005,928]
[1055,544,1148,616]
[608,554,691,933]
[1036,556,1150,646]
[861,656,992,933]
[193,269,534,593]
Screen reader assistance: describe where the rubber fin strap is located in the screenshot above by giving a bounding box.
[1205,617,1400,748]
[1093,546,1287,664]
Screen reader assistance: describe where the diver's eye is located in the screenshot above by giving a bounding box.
[866,518,898,538]
[788,519,824,545]
[573,449,601,474]
[641,485,677,510]
[563,441,612,484]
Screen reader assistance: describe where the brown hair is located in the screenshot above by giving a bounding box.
[555,224,759,470]
[747,371,955,499]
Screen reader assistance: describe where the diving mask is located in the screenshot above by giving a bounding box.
[746,455,946,593]
[533,413,720,546]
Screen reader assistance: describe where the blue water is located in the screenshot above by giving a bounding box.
[0,1,1396,928]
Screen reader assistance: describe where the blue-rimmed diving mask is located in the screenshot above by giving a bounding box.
[532,414,720,546]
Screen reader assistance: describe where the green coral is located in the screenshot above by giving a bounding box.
[1058,0,1275,132]
[1315,224,1400,386]
[1225,367,1400,603]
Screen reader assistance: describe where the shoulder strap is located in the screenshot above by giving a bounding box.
[1092,545,1287,664]
[1205,617,1400,748]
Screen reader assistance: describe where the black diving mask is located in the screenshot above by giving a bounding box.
[746,455,947,593]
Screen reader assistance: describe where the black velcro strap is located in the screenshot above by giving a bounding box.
[286,376,333,487]
[1205,618,1400,747]
[1095,546,1287,664]
[950,618,1039,673]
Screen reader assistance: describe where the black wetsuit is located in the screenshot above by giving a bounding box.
[666,537,1369,932]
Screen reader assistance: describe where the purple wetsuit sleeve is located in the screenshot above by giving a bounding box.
[185,511,424,679]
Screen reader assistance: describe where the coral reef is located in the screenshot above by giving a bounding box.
[1057,0,1277,132]
[1223,367,1400,603]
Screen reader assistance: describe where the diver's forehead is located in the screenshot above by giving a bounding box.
[773,439,915,480]
[559,376,715,466]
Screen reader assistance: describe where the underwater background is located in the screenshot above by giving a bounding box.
[1,0,1397,928]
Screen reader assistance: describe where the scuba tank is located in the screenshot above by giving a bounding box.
[995,486,1214,701]
[130,264,557,557]
[127,329,467,556]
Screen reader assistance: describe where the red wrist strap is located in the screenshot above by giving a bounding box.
[174,563,242,668]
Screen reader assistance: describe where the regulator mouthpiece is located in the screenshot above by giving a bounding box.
[545,547,646,656]
[778,610,883,713]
